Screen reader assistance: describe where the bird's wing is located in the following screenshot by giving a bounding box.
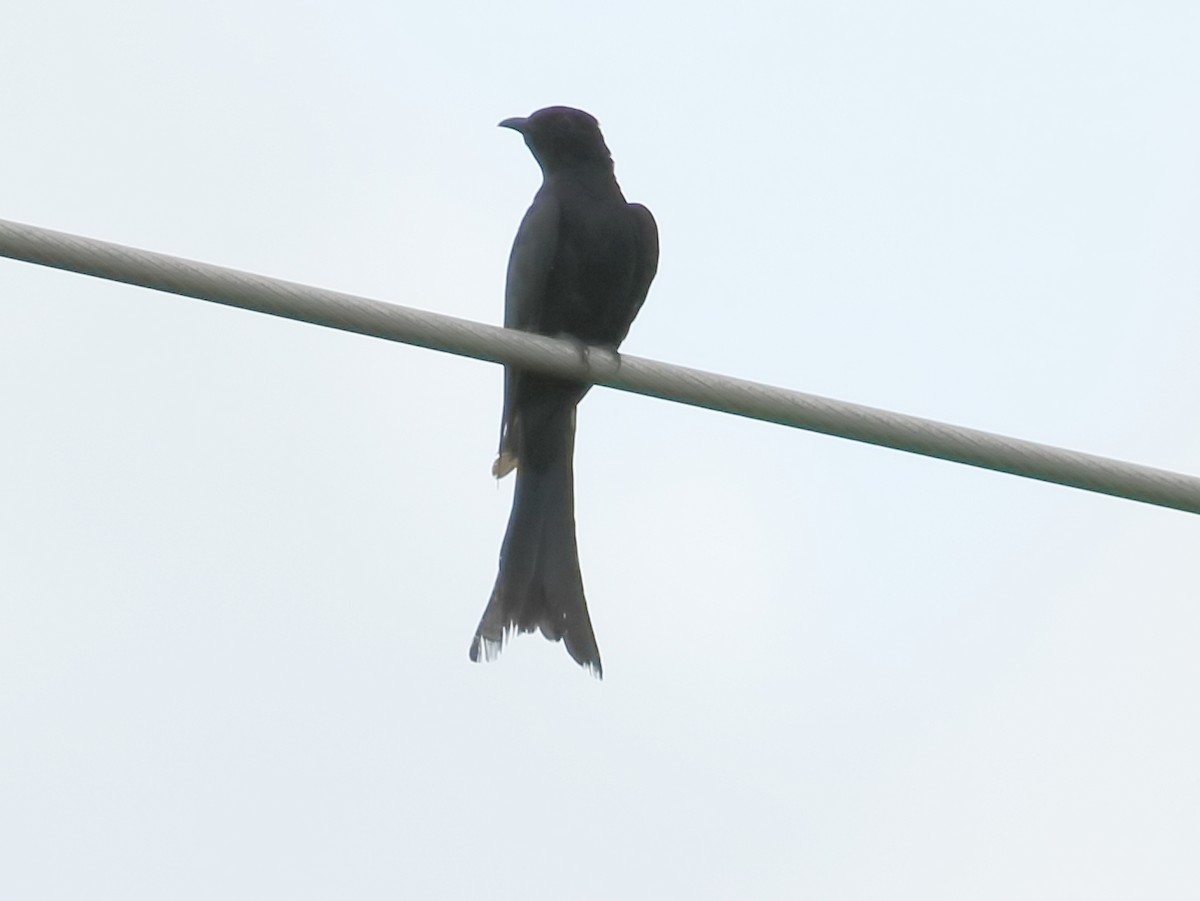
[622,202,659,340]
[494,191,561,477]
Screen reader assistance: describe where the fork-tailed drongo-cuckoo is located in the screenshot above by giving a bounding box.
[469,107,659,676]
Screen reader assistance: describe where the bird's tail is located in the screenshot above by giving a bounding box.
[469,415,602,677]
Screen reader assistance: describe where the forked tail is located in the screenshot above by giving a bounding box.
[469,423,602,676]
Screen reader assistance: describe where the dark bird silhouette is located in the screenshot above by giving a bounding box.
[469,107,659,676]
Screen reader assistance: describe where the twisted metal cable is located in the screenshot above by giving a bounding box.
[2,216,1197,515]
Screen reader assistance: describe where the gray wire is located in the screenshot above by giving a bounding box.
[2,215,1197,515]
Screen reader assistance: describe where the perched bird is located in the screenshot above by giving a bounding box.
[469,107,659,676]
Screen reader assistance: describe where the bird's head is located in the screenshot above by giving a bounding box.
[499,106,613,174]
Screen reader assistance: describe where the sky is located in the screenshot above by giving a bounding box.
[3,2,1200,898]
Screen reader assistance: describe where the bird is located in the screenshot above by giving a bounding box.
[469,107,659,677]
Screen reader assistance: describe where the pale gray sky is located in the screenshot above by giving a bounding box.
[3,2,1200,898]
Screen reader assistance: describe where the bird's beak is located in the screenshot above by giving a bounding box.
[498,117,528,133]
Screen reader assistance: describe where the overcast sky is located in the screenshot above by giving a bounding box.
[3,2,1200,898]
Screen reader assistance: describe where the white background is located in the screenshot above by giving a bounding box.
[3,2,1199,898]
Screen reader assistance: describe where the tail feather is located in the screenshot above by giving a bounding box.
[470,437,602,677]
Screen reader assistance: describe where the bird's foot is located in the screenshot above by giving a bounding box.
[554,334,622,382]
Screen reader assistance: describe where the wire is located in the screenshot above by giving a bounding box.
[2,215,1197,515]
